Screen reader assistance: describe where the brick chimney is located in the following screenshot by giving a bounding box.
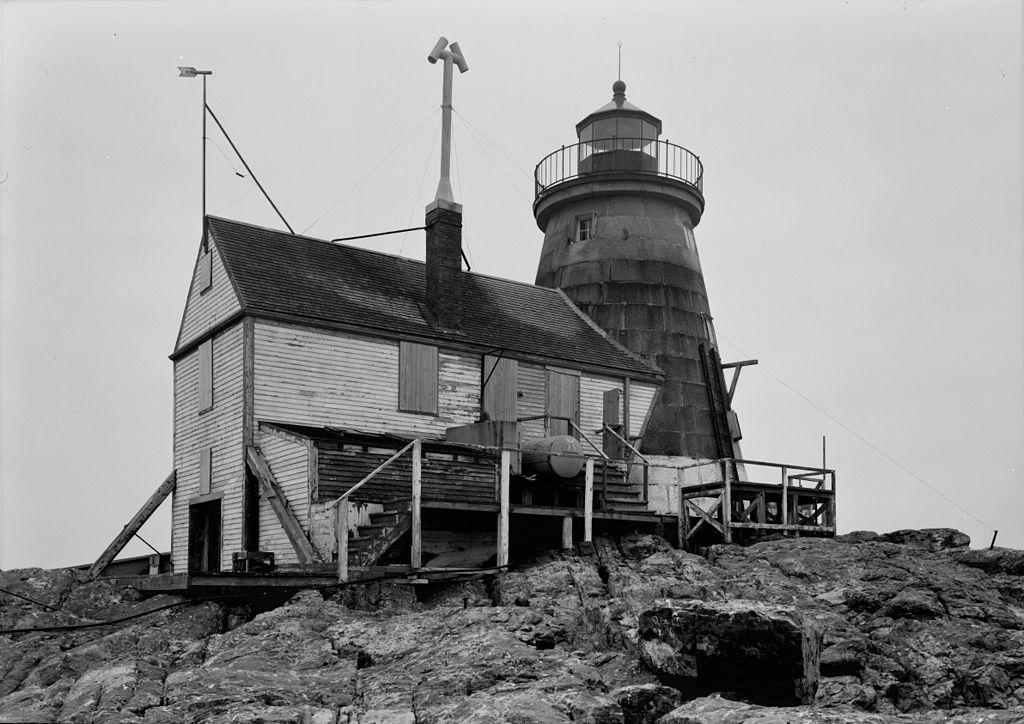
[425,200,462,328]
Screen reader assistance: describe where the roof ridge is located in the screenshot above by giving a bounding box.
[208,215,565,297]
[553,288,664,376]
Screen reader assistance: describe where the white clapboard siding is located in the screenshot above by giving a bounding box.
[629,381,658,440]
[176,241,242,351]
[170,321,245,572]
[254,322,479,436]
[255,429,310,566]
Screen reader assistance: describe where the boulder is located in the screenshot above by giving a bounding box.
[877,529,971,552]
[638,601,823,706]
[954,548,1024,576]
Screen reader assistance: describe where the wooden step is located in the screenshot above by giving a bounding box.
[603,496,650,511]
[369,512,404,526]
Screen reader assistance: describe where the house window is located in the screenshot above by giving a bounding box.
[482,355,518,421]
[575,215,595,242]
[199,445,213,495]
[198,250,212,293]
[399,341,438,414]
[198,339,213,411]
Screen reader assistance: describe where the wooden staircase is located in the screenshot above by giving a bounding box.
[347,501,412,567]
[596,465,649,512]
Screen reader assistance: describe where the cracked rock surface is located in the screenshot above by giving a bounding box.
[1,529,1023,723]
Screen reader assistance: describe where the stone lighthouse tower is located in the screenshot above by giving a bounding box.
[534,80,738,463]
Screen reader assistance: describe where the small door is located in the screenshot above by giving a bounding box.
[546,369,579,437]
[602,388,625,458]
[188,499,222,573]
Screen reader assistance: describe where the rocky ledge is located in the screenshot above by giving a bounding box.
[1,529,1023,723]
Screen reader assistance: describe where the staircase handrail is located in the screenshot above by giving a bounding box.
[569,420,611,462]
[602,424,651,464]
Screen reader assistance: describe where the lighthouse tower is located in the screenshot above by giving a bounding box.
[534,80,738,463]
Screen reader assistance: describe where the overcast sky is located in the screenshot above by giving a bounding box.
[2,0,1021,569]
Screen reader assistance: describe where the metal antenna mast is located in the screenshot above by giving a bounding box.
[426,37,469,208]
[179,66,213,249]
[618,41,623,80]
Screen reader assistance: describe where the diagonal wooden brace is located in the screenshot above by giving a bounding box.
[89,470,176,579]
[684,495,724,539]
[246,446,322,564]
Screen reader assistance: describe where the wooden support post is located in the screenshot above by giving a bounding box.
[584,458,594,542]
[829,471,837,528]
[89,470,176,579]
[497,449,510,568]
[601,460,608,511]
[336,499,349,583]
[780,466,789,529]
[721,460,732,544]
[642,464,649,504]
[792,491,801,537]
[411,439,422,570]
[677,486,688,549]
[246,446,322,564]
[561,516,573,549]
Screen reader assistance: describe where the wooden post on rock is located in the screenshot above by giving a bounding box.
[411,439,422,570]
[336,499,349,582]
[584,458,594,542]
[561,516,573,549]
[498,449,511,567]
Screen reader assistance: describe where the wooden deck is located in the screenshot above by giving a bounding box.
[679,458,836,548]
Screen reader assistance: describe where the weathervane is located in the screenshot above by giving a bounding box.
[427,37,469,209]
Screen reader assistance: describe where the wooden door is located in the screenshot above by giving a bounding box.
[546,370,579,437]
[188,499,222,573]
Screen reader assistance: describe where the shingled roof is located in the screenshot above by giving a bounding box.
[199,216,661,380]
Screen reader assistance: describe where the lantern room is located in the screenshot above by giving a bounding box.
[576,80,662,174]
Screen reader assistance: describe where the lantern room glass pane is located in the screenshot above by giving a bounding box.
[618,117,641,139]
[579,124,593,143]
[593,117,617,140]
[642,121,659,140]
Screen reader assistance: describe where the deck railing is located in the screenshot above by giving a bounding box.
[675,457,837,546]
[535,138,704,199]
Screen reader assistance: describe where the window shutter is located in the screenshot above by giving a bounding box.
[482,355,518,421]
[546,369,579,436]
[198,339,213,411]
[199,446,212,495]
[399,342,438,414]
[198,251,212,293]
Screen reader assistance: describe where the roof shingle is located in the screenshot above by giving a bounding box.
[192,216,660,380]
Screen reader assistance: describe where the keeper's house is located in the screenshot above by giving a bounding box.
[170,209,664,577]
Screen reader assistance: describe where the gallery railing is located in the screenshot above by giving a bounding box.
[535,138,704,199]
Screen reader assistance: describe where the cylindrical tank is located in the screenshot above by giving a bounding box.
[533,81,732,460]
[521,436,585,479]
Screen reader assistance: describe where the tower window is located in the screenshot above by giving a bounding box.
[575,214,596,242]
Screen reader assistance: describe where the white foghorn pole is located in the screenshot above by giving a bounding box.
[437,53,454,204]
[427,37,468,209]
